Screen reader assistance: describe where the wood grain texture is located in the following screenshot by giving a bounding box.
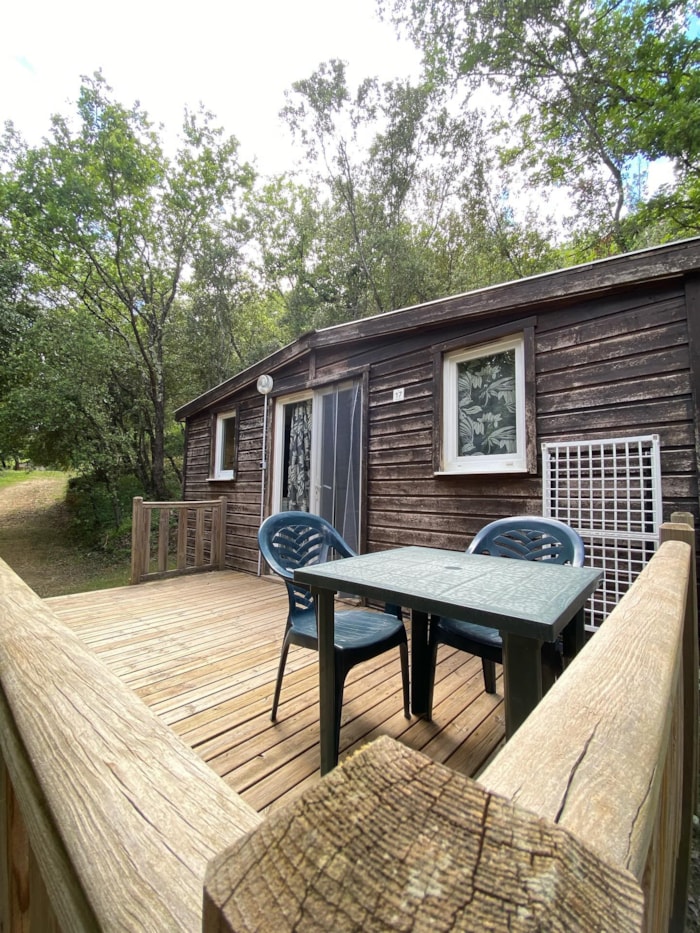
[203,736,644,932]
[0,558,261,932]
[479,538,690,881]
[663,518,699,930]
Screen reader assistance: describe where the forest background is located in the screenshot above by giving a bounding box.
[1,0,698,553]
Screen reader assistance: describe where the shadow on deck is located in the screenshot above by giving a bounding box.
[46,570,505,814]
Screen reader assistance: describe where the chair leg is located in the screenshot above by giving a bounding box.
[399,640,410,720]
[482,659,497,694]
[270,637,291,722]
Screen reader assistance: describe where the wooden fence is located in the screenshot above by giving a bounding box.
[1,521,697,931]
[130,496,227,584]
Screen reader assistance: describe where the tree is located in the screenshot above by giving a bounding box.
[170,217,285,403]
[280,60,560,317]
[381,0,700,248]
[0,73,254,498]
[281,61,484,316]
[245,177,339,334]
[0,225,39,467]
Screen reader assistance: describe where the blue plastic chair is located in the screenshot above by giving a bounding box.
[426,516,585,718]
[258,512,410,756]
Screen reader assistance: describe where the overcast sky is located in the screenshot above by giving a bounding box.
[2,0,421,175]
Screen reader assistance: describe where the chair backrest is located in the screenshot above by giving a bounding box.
[467,516,585,567]
[258,512,355,615]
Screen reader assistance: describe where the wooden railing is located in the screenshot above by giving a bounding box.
[478,518,698,932]
[1,520,697,931]
[0,556,260,932]
[130,496,227,584]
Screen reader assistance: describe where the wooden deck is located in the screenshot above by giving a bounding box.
[45,570,505,815]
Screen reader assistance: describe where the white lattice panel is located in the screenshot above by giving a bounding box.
[542,435,662,631]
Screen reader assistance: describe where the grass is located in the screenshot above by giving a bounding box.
[0,467,63,489]
[0,470,131,597]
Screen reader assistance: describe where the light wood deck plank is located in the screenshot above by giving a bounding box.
[46,570,505,813]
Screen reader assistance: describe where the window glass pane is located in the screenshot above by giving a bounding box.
[283,400,312,511]
[456,349,516,457]
[220,416,236,471]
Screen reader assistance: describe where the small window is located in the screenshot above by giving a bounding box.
[212,410,238,480]
[440,334,527,474]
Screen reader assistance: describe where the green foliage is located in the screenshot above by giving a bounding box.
[0,72,254,498]
[381,0,700,250]
[65,467,180,551]
[279,60,559,320]
[0,36,695,501]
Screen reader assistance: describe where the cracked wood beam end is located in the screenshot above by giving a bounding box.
[203,735,643,932]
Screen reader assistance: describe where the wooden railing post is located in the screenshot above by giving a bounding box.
[661,516,698,932]
[217,496,227,570]
[130,496,145,584]
[157,507,170,573]
[176,508,188,573]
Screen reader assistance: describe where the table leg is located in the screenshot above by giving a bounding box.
[562,607,586,663]
[502,632,543,739]
[410,610,430,717]
[316,587,337,776]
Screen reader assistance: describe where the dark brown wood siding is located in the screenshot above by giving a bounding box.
[365,282,697,553]
[183,362,314,574]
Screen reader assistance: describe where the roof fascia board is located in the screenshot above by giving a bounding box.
[310,237,700,348]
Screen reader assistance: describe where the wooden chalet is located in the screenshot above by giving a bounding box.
[175,237,700,623]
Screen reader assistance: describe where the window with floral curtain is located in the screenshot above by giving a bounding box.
[286,400,312,510]
[456,350,517,457]
[441,334,527,474]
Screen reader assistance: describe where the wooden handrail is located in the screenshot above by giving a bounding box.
[130,496,227,584]
[0,557,259,931]
[478,523,696,931]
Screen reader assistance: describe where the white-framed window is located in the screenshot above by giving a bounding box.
[211,410,238,481]
[440,334,527,475]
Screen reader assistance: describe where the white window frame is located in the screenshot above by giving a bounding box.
[211,409,238,481]
[440,334,527,475]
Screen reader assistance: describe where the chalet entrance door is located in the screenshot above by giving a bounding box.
[272,381,363,550]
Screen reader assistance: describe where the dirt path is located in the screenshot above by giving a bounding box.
[0,474,129,597]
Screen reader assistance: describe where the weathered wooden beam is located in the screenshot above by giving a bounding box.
[203,736,643,932]
[662,517,698,932]
[0,558,261,931]
[480,536,692,930]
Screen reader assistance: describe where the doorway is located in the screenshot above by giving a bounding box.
[271,381,363,550]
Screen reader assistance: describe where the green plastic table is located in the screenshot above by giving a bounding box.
[294,546,602,775]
